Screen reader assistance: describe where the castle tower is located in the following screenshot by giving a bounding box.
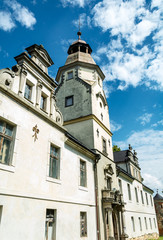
[55,33,125,240]
[55,32,113,160]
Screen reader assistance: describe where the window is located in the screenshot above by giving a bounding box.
[24,82,32,100]
[40,94,47,111]
[45,209,56,240]
[101,113,103,121]
[107,177,112,190]
[80,212,87,237]
[127,183,131,200]
[49,145,60,179]
[0,120,14,165]
[118,179,122,194]
[150,195,153,206]
[149,218,152,229]
[135,187,139,203]
[139,217,142,231]
[144,217,148,229]
[153,218,156,228]
[131,217,135,232]
[80,160,87,187]
[67,71,73,80]
[145,193,149,205]
[141,190,144,204]
[0,206,3,224]
[65,96,73,107]
[102,138,107,154]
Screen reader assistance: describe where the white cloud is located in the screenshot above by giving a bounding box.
[0,11,15,31]
[152,119,163,127]
[4,0,36,29]
[60,0,87,8]
[114,129,163,191]
[110,120,122,132]
[137,113,153,125]
[73,13,92,29]
[91,0,163,91]
[143,173,162,190]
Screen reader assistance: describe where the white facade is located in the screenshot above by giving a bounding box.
[0,44,97,240]
[115,147,159,239]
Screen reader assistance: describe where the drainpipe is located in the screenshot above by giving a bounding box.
[94,154,101,240]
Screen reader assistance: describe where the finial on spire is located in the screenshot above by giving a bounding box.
[77,15,81,40]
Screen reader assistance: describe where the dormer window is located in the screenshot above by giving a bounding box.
[67,71,73,80]
[24,82,32,101]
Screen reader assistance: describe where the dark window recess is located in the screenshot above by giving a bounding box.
[65,96,73,107]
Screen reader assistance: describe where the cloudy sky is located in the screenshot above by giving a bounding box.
[0,0,162,193]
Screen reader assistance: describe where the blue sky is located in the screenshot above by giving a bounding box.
[0,0,162,193]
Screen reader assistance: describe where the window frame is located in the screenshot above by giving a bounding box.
[131,216,135,232]
[127,183,132,201]
[24,81,33,102]
[80,160,87,188]
[45,209,56,240]
[0,120,15,166]
[40,93,47,112]
[138,217,142,231]
[102,137,107,154]
[80,212,87,237]
[65,95,74,107]
[49,144,60,179]
[140,190,144,204]
[135,187,139,203]
[67,71,73,80]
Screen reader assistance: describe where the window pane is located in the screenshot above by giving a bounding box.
[49,145,60,179]
[5,124,13,137]
[65,96,73,107]
[80,212,87,237]
[24,84,32,100]
[80,161,86,187]
[0,121,4,133]
[0,137,11,164]
[40,95,46,110]
[68,71,73,80]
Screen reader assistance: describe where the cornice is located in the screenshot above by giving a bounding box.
[63,114,113,137]
[55,61,105,82]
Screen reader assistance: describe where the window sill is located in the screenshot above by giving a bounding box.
[79,186,88,192]
[46,176,61,184]
[0,163,15,173]
[24,97,34,104]
[40,108,48,114]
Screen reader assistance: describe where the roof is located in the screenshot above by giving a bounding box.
[154,193,163,200]
[114,150,128,163]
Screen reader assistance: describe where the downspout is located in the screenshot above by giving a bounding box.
[94,154,101,240]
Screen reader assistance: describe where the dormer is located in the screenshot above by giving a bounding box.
[25,44,54,74]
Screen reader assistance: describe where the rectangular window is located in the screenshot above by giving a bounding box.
[139,217,142,231]
[24,82,32,100]
[102,138,107,154]
[149,218,152,229]
[40,94,47,111]
[0,206,3,224]
[150,195,153,206]
[49,145,60,179]
[0,120,14,165]
[107,177,112,190]
[80,160,87,187]
[65,96,73,107]
[118,179,122,194]
[80,212,87,237]
[135,187,139,203]
[153,218,156,228]
[131,217,135,232]
[145,193,149,205]
[141,190,144,204]
[45,209,56,240]
[127,183,131,200]
[144,217,148,229]
[67,71,73,80]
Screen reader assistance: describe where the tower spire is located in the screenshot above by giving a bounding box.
[77,16,81,40]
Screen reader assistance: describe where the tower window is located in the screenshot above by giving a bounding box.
[67,71,73,80]
[102,137,107,154]
[65,96,73,107]
[80,160,87,187]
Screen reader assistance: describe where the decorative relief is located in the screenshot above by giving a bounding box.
[0,68,15,89]
[104,164,114,177]
[32,124,39,141]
